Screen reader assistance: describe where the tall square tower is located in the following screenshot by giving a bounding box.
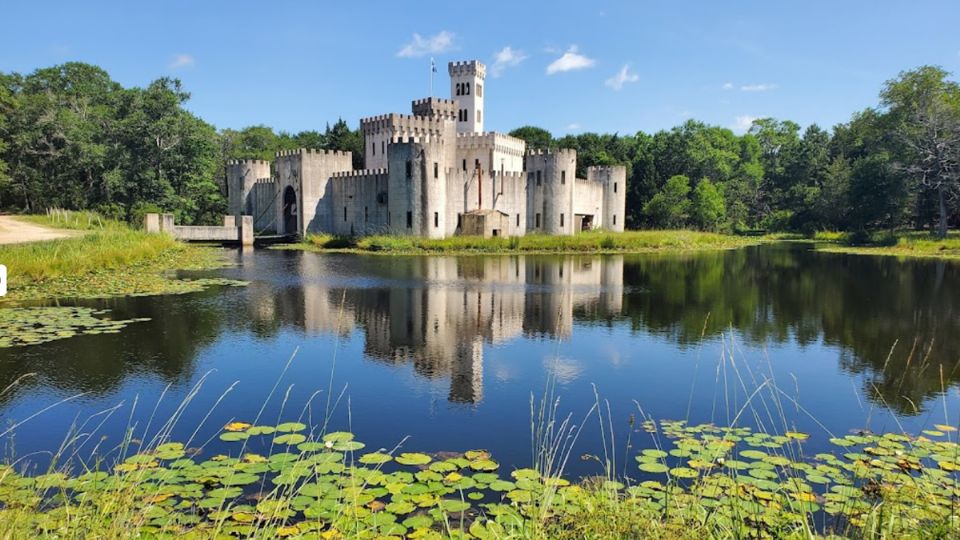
[449,60,485,134]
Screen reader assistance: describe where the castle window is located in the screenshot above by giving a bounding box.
[560,213,565,228]
[364,206,368,222]
[406,160,412,179]
[561,171,566,185]
[344,206,347,222]
[477,110,482,123]
[464,109,468,122]
[536,171,542,186]
[613,214,617,226]
[434,162,438,179]
[465,82,470,95]
[371,142,375,156]
[516,213,520,227]
[434,212,439,228]
[381,141,385,155]
[455,83,460,96]
[462,159,467,171]
[614,182,617,193]
[476,83,482,97]
[406,211,412,228]
[457,213,462,229]
[535,213,541,228]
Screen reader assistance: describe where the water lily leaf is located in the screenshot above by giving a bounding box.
[322,431,354,443]
[469,459,499,471]
[396,453,432,466]
[669,467,698,479]
[246,426,276,436]
[219,431,249,442]
[273,434,307,445]
[638,462,669,474]
[359,452,393,465]
[222,473,260,486]
[934,424,958,432]
[275,422,307,433]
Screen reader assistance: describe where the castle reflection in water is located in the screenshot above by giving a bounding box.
[245,255,625,404]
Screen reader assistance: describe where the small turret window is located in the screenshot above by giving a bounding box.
[614,182,617,193]
[536,171,541,186]
[434,212,439,228]
[406,160,412,179]
[371,142,375,156]
[561,171,565,184]
[381,141,385,155]
[465,82,470,95]
[406,211,412,228]
[462,159,467,171]
[560,213,565,228]
[613,215,617,226]
[433,162,438,179]
[476,84,482,98]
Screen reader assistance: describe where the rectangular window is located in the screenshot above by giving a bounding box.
[371,142,375,156]
[343,206,347,222]
[560,213,565,227]
[364,206,368,222]
[477,110,482,123]
[433,162,438,179]
[613,214,617,226]
[561,171,566,185]
[536,171,542,186]
[464,110,468,122]
[406,211,412,229]
[614,182,618,193]
[477,83,482,97]
[516,214,520,227]
[381,141,385,155]
[462,159,467,171]
[434,212,439,228]
[405,160,412,179]
[535,213,541,228]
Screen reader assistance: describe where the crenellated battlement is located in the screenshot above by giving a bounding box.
[274,148,351,159]
[525,148,577,157]
[490,170,527,182]
[411,97,457,119]
[448,60,486,79]
[227,159,270,166]
[330,168,388,179]
[254,177,274,184]
[360,112,449,135]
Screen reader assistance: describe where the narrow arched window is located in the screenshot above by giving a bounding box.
[465,82,470,95]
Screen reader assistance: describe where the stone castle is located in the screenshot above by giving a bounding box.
[226,60,626,238]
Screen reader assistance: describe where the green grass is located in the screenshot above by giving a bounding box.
[0,210,228,303]
[286,230,760,255]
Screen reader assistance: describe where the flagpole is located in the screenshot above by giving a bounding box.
[429,57,434,97]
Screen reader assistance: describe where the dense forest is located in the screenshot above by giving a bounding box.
[0,62,957,236]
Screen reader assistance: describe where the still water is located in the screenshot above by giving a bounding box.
[2,244,959,476]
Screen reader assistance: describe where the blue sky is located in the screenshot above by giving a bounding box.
[2,0,958,136]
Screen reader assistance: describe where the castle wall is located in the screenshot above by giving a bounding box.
[573,178,603,231]
[330,169,389,236]
[454,132,525,175]
[226,160,270,217]
[251,179,278,232]
[274,148,353,236]
[361,113,451,171]
[388,140,448,237]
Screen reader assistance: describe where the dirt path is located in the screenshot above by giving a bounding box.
[0,216,76,244]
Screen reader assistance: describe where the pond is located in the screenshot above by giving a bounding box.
[1,243,959,478]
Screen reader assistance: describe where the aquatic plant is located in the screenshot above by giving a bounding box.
[0,419,956,538]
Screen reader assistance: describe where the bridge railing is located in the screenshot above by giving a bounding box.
[144,213,254,246]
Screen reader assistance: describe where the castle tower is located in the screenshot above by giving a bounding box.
[449,61,485,134]
[525,150,577,235]
[588,165,627,232]
[226,159,271,218]
[387,139,449,238]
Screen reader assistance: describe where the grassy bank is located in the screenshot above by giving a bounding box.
[0,211,234,303]
[812,231,960,260]
[0,419,956,538]
[284,230,760,255]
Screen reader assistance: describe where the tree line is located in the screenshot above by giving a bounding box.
[1,62,957,236]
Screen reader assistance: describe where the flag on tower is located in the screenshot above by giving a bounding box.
[431,58,437,73]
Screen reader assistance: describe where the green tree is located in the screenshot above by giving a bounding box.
[880,66,960,238]
[848,153,910,232]
[643,175,691,228]
[691,178,727,231]
[509,126,554,151]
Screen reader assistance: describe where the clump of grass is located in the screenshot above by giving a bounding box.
[0,211,225,303]
[20,208,125,231]
[286,230,760,255]
[816,230,960,260]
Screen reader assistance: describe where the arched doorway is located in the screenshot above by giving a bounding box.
[282,186,298,235]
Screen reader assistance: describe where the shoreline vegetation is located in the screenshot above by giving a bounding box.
[0,211,238,304]
[282,230,762,255]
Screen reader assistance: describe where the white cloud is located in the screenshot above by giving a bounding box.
[546,45,595,75]
[565,123,581,131]
[722,82,734,90]
[604,64,639,90]
[740,83,777,92]
[396,31,455,58]
[490,46,527,77]
[169,54,195,69]
[732,115,757,133]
